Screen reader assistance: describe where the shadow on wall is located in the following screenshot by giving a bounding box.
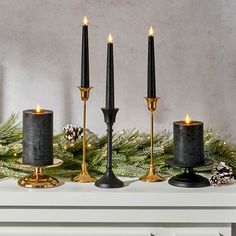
[0,65,4,122]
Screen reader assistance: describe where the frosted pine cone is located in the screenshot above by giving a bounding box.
[210,174,221,186]
[63,125,83,143]
[210,162,234,186]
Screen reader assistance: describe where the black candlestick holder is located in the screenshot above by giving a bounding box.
[165,158,213,188]
[95,108,124,188]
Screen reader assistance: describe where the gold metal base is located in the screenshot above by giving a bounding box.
[18,172,60,188]
[16,158,63,189]
[72,163,96,183]
[139,164,164,182]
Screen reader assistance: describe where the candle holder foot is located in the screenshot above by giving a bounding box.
[16,158,63,189]
[168,168,210,188]
[95,169,124,188]
[139,164,164,182]
[18,172,60,188]
[72,163,96,183]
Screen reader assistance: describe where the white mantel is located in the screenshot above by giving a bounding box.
[0,177,234,236]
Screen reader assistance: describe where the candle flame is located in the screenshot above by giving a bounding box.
[108,33,113,43]
[149,26,154,36]
[36,105,41,113]
[185,114,190,124]
[83,16,88,25]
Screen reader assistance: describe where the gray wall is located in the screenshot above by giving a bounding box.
[0,0,236,143]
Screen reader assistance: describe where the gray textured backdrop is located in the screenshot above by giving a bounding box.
[0,0,236,143]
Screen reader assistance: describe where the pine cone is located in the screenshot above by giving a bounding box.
[210,174,221,186]
[63,124,83,143]
[210,162,234,186]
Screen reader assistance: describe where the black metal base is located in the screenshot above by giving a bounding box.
[168,168,210,188]
[95,169,124,188]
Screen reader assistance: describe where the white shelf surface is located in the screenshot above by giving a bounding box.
[0,177,235,207]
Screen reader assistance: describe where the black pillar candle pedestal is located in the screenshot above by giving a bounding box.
[23,109,53,166]
[165,120,212,188]
[95,108,124,188]
[168,168,210,188]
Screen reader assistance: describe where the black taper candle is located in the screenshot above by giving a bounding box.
[105,34,114,109]
[81,16,89,88]
[23,108,53,166]
[174,118,204,167]
[147,27,156,98]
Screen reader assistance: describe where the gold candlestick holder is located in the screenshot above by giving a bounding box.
[16,158,63,188]
[72,87,96,183]
[139,97,164,182]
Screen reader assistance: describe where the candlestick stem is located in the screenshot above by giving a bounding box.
[107,124,112,170]
[82,99,86,165]
[150,110,154,165]
[139,97,164,182]
[72,87,96,183]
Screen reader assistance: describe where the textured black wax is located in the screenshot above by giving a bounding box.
[81,24,89,88]
[174,121,204,167]
[147,35,156,98]
[105,42,114,109]
[23,109,53,166]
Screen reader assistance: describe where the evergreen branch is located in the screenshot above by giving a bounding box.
[0,114,22,145]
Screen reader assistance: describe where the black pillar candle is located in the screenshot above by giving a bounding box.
[81,16,89,88]
[174,116,204,167]
[147,27,156,98]
[105,34,115,110]
[23,107,53,166]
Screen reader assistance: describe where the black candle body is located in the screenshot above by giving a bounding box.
[81,24,89,88]
[23,109,53,166]
[174,121,204,167]
[105,42,114,109]
[147,35,156,98]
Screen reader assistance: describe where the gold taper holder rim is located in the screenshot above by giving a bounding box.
[78,86,93,101]
[139,97,164,182]
[145,97,160,111]
[16,158,63,188]
[72,86,96,183]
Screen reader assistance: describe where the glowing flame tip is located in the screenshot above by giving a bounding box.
[36,105,41,113]
[185,114,190,124]
[83,16,88,25]
[149,26,154,36]
[108,33,113,43]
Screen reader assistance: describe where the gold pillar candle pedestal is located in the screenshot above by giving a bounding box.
[139,97,164,182]
[72,87,96,183]
[16,158,63,188]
